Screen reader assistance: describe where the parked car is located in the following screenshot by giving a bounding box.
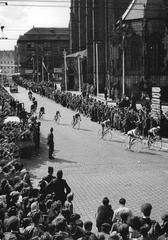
[10,84,18,93]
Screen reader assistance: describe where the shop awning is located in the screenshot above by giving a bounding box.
[66,49,87,59]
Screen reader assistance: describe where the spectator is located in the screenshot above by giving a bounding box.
[64,192,74,215]
[82,221,97,240]
[47,170,71,205]
[96,197,113,232]
[47,128,54,159]
[43,167,56,184]
[112,198,132,223]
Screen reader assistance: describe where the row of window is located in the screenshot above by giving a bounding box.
[0,66,15,69]
[0,61,14,64]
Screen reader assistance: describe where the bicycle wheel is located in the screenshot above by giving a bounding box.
[97,130,102,139]
[104,130,112,141]
[153,139,162,150]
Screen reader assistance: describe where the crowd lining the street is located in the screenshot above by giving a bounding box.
[15,79,168,138]
[1,80,168,240]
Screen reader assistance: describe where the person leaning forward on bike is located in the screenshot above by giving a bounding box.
[127,125,140,150]
[101,119,111,137]
[72,112,81,128]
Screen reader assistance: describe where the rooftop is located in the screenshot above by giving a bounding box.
[122,0,166,21]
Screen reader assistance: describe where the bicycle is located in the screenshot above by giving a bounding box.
[71,117,80,129]
[97,127,113,141]
[147,135,162,150]
[54,114,61,124]
[123,136,147,152]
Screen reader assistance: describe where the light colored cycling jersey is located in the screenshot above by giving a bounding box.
[127,129,137,136]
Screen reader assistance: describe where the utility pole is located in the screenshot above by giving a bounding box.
[92,0,96,87]
[78,0,81,51]
[96,42,99,96]
[77,55,81,92]
[63,49,67,92]
[122,31,125,96]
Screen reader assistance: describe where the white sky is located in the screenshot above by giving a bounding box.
[0,1,70,50]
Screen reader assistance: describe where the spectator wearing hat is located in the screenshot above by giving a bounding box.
[96,197,113,232]
[112,198,132,223]
[47,128,54,159]
[128,216,141,239]
[81,221,97,240]
[47,170,71,205]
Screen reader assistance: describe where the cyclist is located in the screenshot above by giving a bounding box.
[39,106,45,119]
[101,119,111,137]
[54,110,61,123]
[72,112,81,128]
[127,126,140,150]
[148,126,160,143]
[28,90,32,101]
[32,97,37,112]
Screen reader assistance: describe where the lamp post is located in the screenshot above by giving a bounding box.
[77,55,81,92]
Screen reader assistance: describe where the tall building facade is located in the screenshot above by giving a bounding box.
[0,50,16,81]
[17,27,69,82]
[69,0,168,99]
[69,0,131,92]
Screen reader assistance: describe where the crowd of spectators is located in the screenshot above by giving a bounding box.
[0,161,168,240]
[1,82,168,240]
[15,79,168,138]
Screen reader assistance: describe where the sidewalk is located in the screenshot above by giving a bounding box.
[68,91,168,112]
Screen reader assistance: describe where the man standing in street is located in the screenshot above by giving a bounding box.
[47,127,54,159]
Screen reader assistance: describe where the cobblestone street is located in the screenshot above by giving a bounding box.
[8,86,168,227]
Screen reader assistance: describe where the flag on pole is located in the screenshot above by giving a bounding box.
[42,60,48,72]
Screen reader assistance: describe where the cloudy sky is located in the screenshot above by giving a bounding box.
[0,0,70,50]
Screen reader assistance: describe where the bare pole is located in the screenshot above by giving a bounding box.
[96,42,99,96]
[122,31,125,96]
[78,55,81,92]
[92,0,96,86]
[63,49,67,92]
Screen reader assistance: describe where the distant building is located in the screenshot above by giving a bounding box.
[17,27,69,82]
[0,50,16,81]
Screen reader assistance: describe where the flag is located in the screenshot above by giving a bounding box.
[42,61,48,72]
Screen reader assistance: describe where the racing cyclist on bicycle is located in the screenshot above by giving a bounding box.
[101,119,111,137]
[55,110,61,123]
[148,126,160,144]
[39,106,45,119]
[127,126,140,150]
[28,90,32,100]
[72,113,81,128]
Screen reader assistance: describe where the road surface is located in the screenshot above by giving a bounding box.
[6,86,168,226]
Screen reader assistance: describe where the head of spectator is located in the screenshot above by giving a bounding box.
[140,224,150,238]
[128,216,141,231]
[102,197,110,206]
[67,192,74,202]
[48,166,54,176]
[109,232,120,240]
[141,203,152,218]
[101,223,111,234]
[8,206,17,217]
[57,170,63,180]
[6,216,19,232]
[120,211,129,224]
[84,221,93,233]
[119,198,126,207]
[118,223,129,240]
